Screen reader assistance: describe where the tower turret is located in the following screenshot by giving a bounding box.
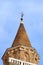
[2,14,40,65]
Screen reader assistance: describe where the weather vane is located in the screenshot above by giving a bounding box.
[21,12,24,18]
[21,12,24,21]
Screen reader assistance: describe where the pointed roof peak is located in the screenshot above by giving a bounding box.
[11,15,32,47]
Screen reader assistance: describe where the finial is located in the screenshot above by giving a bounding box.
[20,12,24,24]
[21,12,24,18]
[21,12,24,21]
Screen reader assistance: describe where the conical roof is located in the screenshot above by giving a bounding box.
[11,19,32,47]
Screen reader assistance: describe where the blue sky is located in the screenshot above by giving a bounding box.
[0,0,43,65]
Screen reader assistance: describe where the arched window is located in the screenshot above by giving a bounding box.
[20,62,21,65]
[23,63,24,65]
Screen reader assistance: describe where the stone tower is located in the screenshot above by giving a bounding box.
[2,14,40,65]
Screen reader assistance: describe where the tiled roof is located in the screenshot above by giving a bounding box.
[12,22,32,47]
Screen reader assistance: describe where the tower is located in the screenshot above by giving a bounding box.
[2,14,40,65]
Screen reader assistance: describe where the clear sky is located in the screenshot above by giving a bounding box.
[0,0,43,65]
